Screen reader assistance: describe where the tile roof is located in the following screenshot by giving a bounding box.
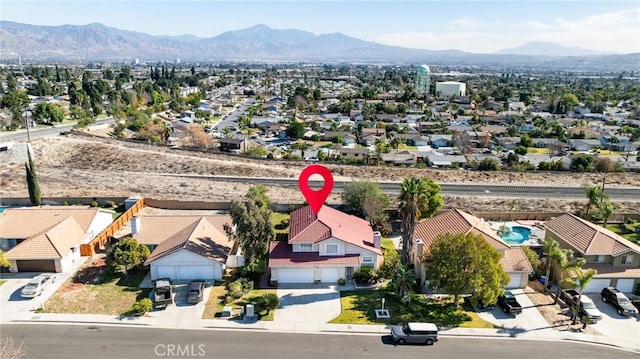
[5,217,87,259]
[0,207,104,238]
[133,215,231,245]
[144,217,233,265]
[583,263,640,278]
[500,247,534,273]
[413,209,509,252]
[269,241,361,267]
[288,205,381,255]
[544,213,640,256]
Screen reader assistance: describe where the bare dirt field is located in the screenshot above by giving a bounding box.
[1,135,639,213]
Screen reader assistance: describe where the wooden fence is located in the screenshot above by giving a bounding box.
[79,197,145,256]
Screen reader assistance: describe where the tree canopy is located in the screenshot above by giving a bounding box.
[105,237,150,275]
[341,181,391,235]
[422,232,509,307]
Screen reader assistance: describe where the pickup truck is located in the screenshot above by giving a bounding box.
[497,290,522,316]
[561,289,603,322]
[600,287,638,317]
[152,278,173,310]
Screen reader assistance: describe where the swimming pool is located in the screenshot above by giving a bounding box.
[499,225,532,245]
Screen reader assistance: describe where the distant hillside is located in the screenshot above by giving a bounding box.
[0,21,637,71]
[496,42,612,56]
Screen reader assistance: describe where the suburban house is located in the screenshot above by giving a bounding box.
[131,215,235,282]
[544,214,640,293]
[339,148,370,161]
[569,139,601,152]
[429,134,453,148]
[268,205,383,284]
[0,207,114,272]
[411,210,533,290]
[380,151,417,166]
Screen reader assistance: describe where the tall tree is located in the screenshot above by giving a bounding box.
[392,264,416,304]
[564,268,598,325]
[105,237,150,276]
[423,232,509,308]
[398,177,443,264]
[25,151,41,206]
[341,181,391,235]
[542,238,561,294]
[553,249,586,304]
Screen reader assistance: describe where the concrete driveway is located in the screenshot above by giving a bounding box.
[587,293,640,345]
[147,283,211,319]
[477,288,551,333]
[275,285,341,324]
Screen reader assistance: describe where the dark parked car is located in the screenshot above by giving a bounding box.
[187,281,205,304]
[497,290,522,316]
[601,287,638,316]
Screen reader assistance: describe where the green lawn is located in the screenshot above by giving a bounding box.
[606,223,639,245]
[526,147,550,154]
[271,212,290,241]
[0,280,6,286]
[203,284,277,321]
[329,290,497,328]
[398,144,419,150]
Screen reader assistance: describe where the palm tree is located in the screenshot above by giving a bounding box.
[553,249,586,304]
[542,238,561,294]
[564,268,598,325]
[583,185,603,220]
[392,264,417,304]
[398,177,427,265]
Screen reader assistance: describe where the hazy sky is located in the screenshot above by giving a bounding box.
[1,0,639,54]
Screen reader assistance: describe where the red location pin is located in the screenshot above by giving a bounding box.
[298,164,334,215]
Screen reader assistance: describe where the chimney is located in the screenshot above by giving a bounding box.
[415,239,424,262]
[373,231,382,249]
[131,216,141,236]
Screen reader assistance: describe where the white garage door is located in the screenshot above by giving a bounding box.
[616,279,635,293]
[320,268,340,283]
[583,278,611,293]
[506,273,523,289]
[156,265,177,280]
[178,265,216,281]
[277,268,314,284]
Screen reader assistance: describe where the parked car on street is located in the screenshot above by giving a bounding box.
[601,287,638,316]
[390,322,438,345]
[20,274,56,298]
[187,281,205,304]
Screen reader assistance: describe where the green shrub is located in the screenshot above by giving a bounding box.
[338,278,347,286]
[256,292,280,313]
[353,266,378,285]
[104,200,117,208]
[129,298,152,315]
[227,280,244,299]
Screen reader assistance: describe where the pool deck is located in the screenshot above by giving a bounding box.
[487,220,545,246]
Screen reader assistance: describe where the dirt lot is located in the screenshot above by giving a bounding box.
[1,135,639,213]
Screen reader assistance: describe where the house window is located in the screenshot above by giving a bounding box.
[326,243,339,255]
[593,255,603,263]
[300,243,313,251]
[362,256,374,266]
[621,255,633,265]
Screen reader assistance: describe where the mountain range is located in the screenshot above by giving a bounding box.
[0,21,637,71]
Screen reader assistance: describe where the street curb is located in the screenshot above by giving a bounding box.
[10,320,150,326]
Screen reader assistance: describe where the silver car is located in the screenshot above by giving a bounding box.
[390,322,438,345]
[20,274,56,298]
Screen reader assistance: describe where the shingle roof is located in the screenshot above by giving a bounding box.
[133,215,231,245]
[0,207,103,238]
[500,247,534,273]
[413,209,509,251]
[5,216,87,259]
[144,217,233,265]
[544,213,640,256]
[269,241,361,267]
[288,205,381,255]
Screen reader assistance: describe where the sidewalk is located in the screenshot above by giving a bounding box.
[2,311,638,353]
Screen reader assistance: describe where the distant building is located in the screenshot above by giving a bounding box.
[415,65,431,95]
[436,81,466,97]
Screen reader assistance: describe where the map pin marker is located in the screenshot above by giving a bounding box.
[298,164,334,215]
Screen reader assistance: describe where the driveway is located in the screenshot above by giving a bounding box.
[587,293,639,345]
[275,285,341,323]
[476,288,551,333]
[147,283,211,319]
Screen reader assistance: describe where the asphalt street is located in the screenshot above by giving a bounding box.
[1,324,636,359]
[0,117,115,142]
[213,97,256,130]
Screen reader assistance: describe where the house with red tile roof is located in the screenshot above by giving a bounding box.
[411,210,533,290]
[1,207,114,273]
[130,215,235,282]
[269,205,383,284]
[544,213,640,294]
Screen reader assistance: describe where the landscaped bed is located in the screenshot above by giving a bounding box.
[202,282,277,321]
[43,257,150,316]
[330,289,497,328]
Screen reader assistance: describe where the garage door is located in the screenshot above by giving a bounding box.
[616,279,635,293]
[583,278,611,293]
[506,273,523,289]
[277,268,314,284]
[177,265,216,281]
[16,260,56,272]
[320,268,340,283]
[156,265,177,280]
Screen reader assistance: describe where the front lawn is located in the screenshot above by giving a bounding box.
[202,283,227,319]
[202,283,277,321]
[330,290,497,328]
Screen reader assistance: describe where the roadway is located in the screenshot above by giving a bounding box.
[213,97,257,130]
[0,117,115,142]
[1,324,635,359]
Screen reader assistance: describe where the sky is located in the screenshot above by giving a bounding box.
[1,0,639,54]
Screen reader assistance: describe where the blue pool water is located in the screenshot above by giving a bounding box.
[500,226,532,245]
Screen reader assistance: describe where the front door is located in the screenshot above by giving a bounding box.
[345,267,354,280]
